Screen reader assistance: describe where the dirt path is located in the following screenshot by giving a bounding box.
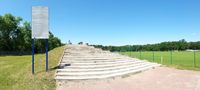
[57,67,200,90]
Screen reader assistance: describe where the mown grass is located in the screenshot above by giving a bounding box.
[0,46,65,90]
[120,51,200,71]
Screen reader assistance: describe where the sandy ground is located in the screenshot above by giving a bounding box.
[57,67,200,90]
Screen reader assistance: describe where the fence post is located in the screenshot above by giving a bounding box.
[153,51,155,62]
[119,49,121,55]
[129,46,131,57]
[170,50,172,64]
[194,51,196,67]
[161,56,163,64]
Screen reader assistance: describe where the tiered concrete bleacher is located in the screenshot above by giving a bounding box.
[55,45,160,80]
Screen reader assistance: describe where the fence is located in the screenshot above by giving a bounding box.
[119,51,200,68]
[0,51,32,55]
[0,51,45,55]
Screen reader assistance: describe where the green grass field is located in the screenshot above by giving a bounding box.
[120,51,200,70]
[0,46,65,90]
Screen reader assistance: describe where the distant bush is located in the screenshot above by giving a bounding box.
[78,42,83,45]
[91,39,200,52]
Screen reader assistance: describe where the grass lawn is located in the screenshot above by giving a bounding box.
[120,51,200,71]
[0,46,65,90]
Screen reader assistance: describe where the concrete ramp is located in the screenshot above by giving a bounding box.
[55,45,160,80]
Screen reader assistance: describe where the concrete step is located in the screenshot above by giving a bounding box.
[55,64,160,80]
[63,56,127,59]
[61,60,143,67]
[62,58,134,61]
[56,62,154,72]
[61,61,145,69]
[60,60,142,66]
[61,59,136,63]
[56,63,158,76]
[63,57,113,60]
[60,62,152,69]
[61,59,137,63]
[62,58,128,61]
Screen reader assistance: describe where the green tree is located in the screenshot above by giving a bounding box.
[0,13,63,54]
[0,14,22,51]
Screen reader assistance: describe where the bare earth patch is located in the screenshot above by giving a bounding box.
[57,66,200,90]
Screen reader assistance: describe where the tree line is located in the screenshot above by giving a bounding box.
[91,39,200,52]
[0,14,63,54]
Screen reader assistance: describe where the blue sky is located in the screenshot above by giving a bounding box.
[0,0,200,45]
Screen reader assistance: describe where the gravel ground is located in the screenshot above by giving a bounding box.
[57,66,200,90]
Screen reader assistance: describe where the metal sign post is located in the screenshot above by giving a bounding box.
[32,39,34,74]
[32,6,49,74]
[46,39,48,72]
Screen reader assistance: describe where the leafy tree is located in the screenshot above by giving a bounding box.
[0,13,63,54]
[91,39,200,52]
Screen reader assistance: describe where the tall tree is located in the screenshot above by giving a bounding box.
[0,13,62,54]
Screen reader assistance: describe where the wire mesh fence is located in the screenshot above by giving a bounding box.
[119,51,200,68]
